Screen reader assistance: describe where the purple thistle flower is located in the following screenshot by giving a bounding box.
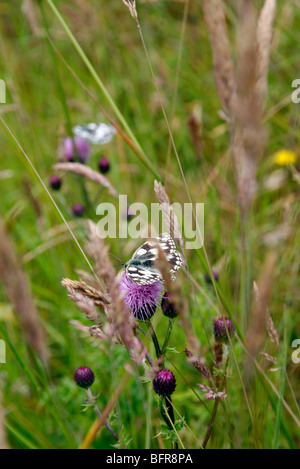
[74,366,95,389]
[119,274,164,321]
[153,369,176,397]
[64,137,91,163]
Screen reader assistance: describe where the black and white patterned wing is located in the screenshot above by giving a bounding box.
[125,240,162,285]
[125,233,182,285]
[156,232,183,276]
[73,123,116,145]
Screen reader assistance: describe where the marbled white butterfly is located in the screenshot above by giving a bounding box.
[73,123,116,145]
[124,233,182,286]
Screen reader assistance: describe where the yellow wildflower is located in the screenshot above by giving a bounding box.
[274,150,297,166]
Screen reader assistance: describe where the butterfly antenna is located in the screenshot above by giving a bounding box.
[108,252,125,267]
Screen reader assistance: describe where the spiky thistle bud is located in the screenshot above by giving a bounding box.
[72,203,85,217]
[49,175,62,190]
[213,317,235,344]
[153,369,176,397]
[161,292,178,319]
[74,366,95,389]
[98,157,110,174]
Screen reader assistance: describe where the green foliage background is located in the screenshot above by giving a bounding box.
[0,0,299,449]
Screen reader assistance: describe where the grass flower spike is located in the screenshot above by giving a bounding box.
[198,384,227,401]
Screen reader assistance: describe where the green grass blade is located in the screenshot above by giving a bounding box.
[273,313,288,449]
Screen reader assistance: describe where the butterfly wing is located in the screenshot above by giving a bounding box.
[125,240,162,285]
[73,123,98,143]
[125,233,182,285]
[73,123,116,145]
[93,123,116,144]
[125,265,162,286]
[156,233,183,275]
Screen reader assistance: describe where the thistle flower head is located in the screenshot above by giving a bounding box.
[119,274,164,321]
[74,366,95,389]
[213,317,235,344]
[153,369,176,397]
[64,136,91,163]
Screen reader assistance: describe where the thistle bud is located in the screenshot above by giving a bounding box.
[74,366,95,389]
[49,175,62,190]
[98,157,110,174]
[153,369,176,397]
[161,293,177,319]
[213,317,235,344]
[72,203,85,217]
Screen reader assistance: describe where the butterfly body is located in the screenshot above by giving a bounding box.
[124,233,182,286]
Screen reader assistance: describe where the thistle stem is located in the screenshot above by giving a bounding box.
[146,319,162,360]
[162,318,175,356]
[202,346,230,448]
[159,396,175,430]
[202,399,220,449]
[161,396,178,450]
[86,388,119,442]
